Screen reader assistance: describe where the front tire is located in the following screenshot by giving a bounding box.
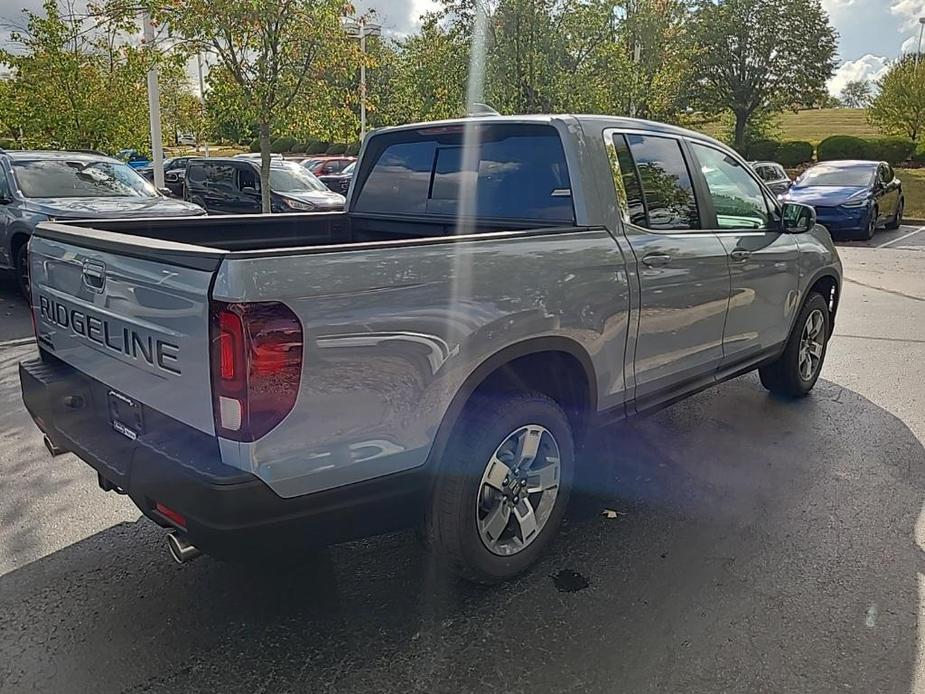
[759,292,830,397]
[14,242,29,299]
[887,197,904,230]
[859,207,878,240]
[426,391,574,584]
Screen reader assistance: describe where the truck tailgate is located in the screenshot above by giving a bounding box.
[29,225,222,435]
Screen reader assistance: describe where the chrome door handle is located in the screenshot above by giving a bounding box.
[641,253,671,268]
[730,249,751,261]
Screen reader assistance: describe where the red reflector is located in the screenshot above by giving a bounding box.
[155,502,186,529]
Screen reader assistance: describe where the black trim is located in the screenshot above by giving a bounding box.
[19,355,424,558]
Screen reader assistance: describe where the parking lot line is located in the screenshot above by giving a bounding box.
[878,225,925,249]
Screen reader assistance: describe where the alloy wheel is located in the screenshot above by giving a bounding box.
[476,424,561,556]
[798,309,825,381]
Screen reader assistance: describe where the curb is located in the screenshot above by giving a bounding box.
[901,218,925,226]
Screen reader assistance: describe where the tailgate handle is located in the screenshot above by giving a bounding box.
[82,261,106,292]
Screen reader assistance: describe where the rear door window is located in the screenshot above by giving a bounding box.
[625,134,700,231]
[355,124,574,224]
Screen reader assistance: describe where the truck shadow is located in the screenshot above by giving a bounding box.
[1,375,924,693]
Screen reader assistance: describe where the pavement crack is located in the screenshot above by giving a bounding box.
[843,277,925,303]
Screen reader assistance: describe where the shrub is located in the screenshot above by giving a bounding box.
[747,139,779,161]
[326,143,347,155]
[776,140,814,167]
[306,140,330,155]
[817,135,871,161]
[248,138,260,153]
[271,136,298,153]
[345,142,361,156]
[912,143,925,165]
[867,137,915,165]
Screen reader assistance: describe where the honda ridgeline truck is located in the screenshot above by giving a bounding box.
[20,116,842,583]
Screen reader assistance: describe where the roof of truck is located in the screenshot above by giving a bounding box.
[373,114,727,148]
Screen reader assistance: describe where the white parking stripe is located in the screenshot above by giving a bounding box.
[878,225,925,249]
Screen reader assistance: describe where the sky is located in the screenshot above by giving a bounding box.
[1,0,923,98]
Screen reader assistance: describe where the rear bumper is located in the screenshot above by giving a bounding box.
[19,353,425,558]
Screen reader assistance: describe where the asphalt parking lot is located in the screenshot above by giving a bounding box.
[1,226,925,693]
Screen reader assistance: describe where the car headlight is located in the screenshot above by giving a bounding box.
[841,199,870,209]
[284,197,315,211]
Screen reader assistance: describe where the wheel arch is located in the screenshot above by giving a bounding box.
[803,270,840,335]
[427,337,598,468]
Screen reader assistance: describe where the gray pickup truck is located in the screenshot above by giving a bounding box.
[19,115,841,583]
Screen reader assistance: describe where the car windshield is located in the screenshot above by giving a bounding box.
[269,162,327,192]
[342,162,356,174]
[11,159,158,198]
[797,166,874,187]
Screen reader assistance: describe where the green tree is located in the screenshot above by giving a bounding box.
[840,79,872,109]
[153,0,351,212]
[868,56,925,143]
[687,0,837,151]
[0,0,158,151]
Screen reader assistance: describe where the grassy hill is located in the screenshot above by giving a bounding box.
[775,109,878,144]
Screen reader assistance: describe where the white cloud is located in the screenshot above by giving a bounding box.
[821,0,857,12]
[828,54,891,95]
[891,0,925,28]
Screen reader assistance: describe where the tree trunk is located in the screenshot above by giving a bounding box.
[733,110,748,152]
[258,120,272,214]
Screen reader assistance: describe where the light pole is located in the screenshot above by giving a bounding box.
[195,53,210,156]
[342,15,381,141]
[917,17,925,67]
[142,11,165,190]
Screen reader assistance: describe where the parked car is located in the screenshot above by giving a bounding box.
[301,156,356,176]
[0,149,205,296]
[115,148,151,170]
[138,157,190,197]
[177,133,196,146]
[317,160,355,195]
[750,161,792,196]
[185,157,345,214]
[781,160,904,240]
[20,115,841,583]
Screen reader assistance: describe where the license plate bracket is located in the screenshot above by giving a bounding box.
[108,390,143,441]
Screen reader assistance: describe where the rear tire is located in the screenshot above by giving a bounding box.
[426,391,574,584]
[887,197,904,230]
[759,292,830,398]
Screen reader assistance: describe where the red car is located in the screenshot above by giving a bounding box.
[300,156,356,176]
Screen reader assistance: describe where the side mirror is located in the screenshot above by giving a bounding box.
[782,202,816,234]
[242,185,259,196]
[157,187,173,197]
[164,171,180,183]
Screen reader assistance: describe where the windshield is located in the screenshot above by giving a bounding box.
[342,162,356,175]
[12,159,158,198]
[797,166,874,187]
[268,162,327,192]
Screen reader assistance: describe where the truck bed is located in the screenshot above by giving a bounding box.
[52,211,558,254]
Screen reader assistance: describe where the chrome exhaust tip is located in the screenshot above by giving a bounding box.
[166,531,201,564]
[43,435,65,457]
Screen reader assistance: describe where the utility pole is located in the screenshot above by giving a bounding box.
[142,11,165,189]
[917,17,925,68]
[196,53,210,156]
[342,14,381,141]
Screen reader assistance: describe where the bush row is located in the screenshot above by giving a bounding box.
[248,137,360,156]
[749,136,919,167]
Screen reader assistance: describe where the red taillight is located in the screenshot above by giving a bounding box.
[209,301,303,442]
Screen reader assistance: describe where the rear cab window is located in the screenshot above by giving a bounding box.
[354,123,575,225]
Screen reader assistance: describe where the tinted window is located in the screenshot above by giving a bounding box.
[355,124,574,223]
[238,166,259,190]
[755,165,776,182]
[610,134,646,226]
[0,169,11,198]
[626,134,699,230]
[692,142,770,230]
[11,159,157,198]
[204,163,236,190]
